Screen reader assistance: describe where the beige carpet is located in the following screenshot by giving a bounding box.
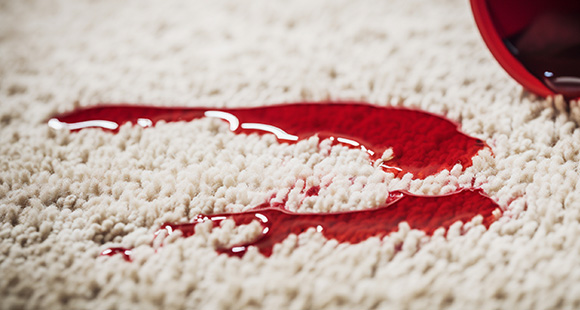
[2,0,580,309]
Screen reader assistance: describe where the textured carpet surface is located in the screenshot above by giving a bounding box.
[2,0,580,309]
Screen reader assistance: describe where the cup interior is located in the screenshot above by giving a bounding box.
[471,0,580,99]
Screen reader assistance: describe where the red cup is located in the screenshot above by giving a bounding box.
[470,0,580,99]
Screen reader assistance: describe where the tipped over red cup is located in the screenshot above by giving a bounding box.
[470,0,580,99]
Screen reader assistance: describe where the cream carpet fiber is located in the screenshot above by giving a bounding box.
[2,0,580,309]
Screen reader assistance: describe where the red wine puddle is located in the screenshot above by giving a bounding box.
[51,102,500,259]
[154,189,499,258]
[49,102,486,178]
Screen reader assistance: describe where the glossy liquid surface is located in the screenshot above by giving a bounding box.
[51,102,499,259]
[100,247,132,262]
[50,102,486,178]
[157,189,499,257]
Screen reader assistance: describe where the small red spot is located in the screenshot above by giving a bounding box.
[304,186,320,197]
[100,247,132,262]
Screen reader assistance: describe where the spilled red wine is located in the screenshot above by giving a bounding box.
[50,102,500,259]
[156,189,500,257]
[100,247,132,262]
[304,185,320,197]
[49,102,486,178]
